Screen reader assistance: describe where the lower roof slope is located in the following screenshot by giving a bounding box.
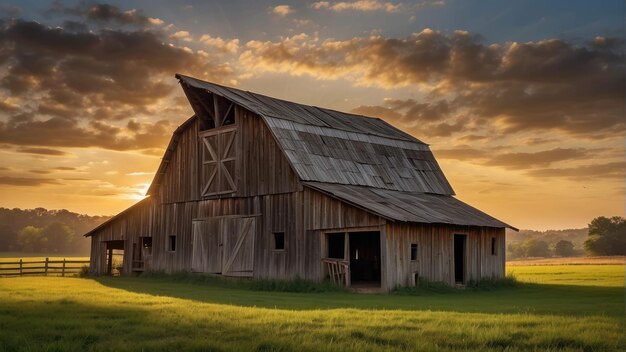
[305,182,516,230]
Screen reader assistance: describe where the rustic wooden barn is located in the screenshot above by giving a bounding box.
[85,74,515,290]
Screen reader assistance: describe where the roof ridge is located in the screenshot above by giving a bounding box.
[176,73,422,143]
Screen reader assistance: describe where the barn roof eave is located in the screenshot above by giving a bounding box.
[83,197,151,237]
[303,182,517,231]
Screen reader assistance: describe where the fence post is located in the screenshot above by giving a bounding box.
[62,258,66,277]
[19,258,22,276]
[45,257,49,276]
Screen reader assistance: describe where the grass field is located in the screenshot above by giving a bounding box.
[0,264,623,351]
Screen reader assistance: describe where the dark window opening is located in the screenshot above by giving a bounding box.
[222,104,235,125]
[327,233,345,259]
[183,85,216,131]
[142,237,153,249]
[168,235,177,252]
[454,234,466,284]
[142,237,153,256]
[273,232,285,251]
[491,237,497,256]
[410,243,418,261]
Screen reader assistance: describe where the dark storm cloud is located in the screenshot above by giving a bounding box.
[0,15,233,151]
[0,117,176,150]
[483,148,592,170]
[245,29,624,137]
[49,1,163,26]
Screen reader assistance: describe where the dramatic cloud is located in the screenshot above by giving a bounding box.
[170,30,192,42]
[0,176,60,186]
[16,147,68,156]
[241,30,624,137]
[433,147,597,171]
[50,2,163,26]
[199,35,240,54]
[272,5,294,16]
[0,13,234,152]
[0,117,177,150]
[311,0,402,12]
[527,161,625,180]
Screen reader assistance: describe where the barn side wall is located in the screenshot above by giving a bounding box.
[384,223,505,290]
[88,101,506,290]
[88,198,156,275]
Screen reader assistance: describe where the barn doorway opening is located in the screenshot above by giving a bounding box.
[132,237,152,273]
[104,240,125,276]
[349,231,381,287]
[454,234,466,284]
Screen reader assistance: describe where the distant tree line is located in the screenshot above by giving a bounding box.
[0,208,110,255]
[507,216,625,259]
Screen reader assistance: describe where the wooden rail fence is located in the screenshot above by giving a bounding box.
[0,258,90,277]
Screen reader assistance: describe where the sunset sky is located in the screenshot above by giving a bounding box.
[0,0,623,230]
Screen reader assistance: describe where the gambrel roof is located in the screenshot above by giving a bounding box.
[143,74,513,229]
[177,74,454,195]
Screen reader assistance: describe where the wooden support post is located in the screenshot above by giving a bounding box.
[45,257,49,276]
[19,258,22,276]
[62,258,66,277]
[107,248,113,275]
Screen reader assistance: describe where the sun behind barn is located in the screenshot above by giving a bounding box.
[85,74,515,291]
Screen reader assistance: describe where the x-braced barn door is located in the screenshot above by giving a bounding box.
[191,216,256,277]
[200,126,237,197]
[191,219,222,273]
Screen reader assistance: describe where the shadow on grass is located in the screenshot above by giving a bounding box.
[94,276,623,317]
[1,294,620,352]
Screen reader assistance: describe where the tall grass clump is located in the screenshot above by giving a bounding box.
[393,274,519,295]
[392,279,456,295]
[466,274,519,290]
[139,271,347,293]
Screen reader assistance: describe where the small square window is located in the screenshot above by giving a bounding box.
[168,235,177,252]
[491,237,497,256]
[273,232,285,251]
[410,243,418,261]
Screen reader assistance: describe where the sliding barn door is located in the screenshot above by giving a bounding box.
[191,216,256,277]
[200,126,237,197]
[191,219,222,273]
[221,217,255,277]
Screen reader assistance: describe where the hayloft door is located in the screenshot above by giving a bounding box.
[200,126,237,197]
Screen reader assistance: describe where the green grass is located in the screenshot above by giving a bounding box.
[508,264,624,287]
[0,265,623,351]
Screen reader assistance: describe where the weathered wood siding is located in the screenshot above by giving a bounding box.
[384,223,505,290]
[157,119,200,204]
[237,108,300,197]
[88,99,507,291]
[89,198,156,275]
[301,187,386,281]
